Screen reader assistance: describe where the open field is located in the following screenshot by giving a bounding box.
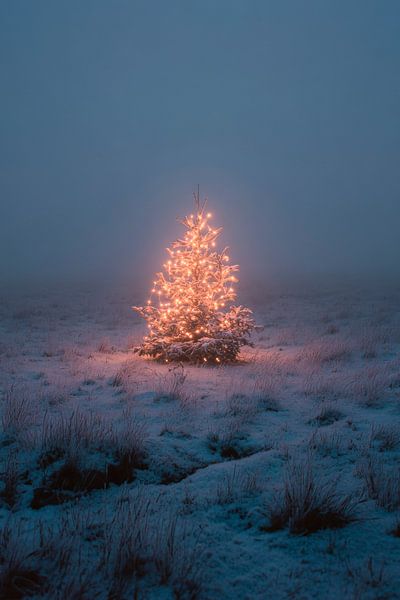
[1,284,400,599]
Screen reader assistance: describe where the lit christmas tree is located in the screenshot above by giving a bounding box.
[133,190,255,363]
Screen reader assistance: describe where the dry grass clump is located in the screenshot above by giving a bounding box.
[0,450,19,508]
[104,492,153,587]
[309,402,344,426]
[111,361,137,392]
[215,465,261,504]
[225,357,283,415]
[97,337,115,353]
[1,385,34,438]
[251,361,283,411]
[39,408,114,462]
[103,493,204,598]
[308,429,344,458]
[113,408,148,468]
[349,366,389,407]
[1,493,205,599]
[262,458,361,535]
[389,519,400,537]
[154,365,194,408]
[369,424,400,452]
[356,455,400,511]
[41,406,147,459]
[302,368,343,399]
[299,338,352,366]
[345,557,387,596]
[152,512,203,595]
[358,328,381,359]
[207,419,255,460]
[225,393,258,421]
[0,519,47,599]
[3,518,65,596]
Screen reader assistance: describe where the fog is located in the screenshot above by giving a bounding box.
[1,1,399,291]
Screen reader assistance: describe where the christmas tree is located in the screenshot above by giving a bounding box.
[133,190,255,363]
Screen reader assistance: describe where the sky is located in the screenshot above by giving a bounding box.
[1,0,399,289]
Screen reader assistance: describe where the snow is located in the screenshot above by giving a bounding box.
[0,284,400,598]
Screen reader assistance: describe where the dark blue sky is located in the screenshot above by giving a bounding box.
[1,1,399,286]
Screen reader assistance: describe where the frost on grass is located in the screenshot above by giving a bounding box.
[26,408,149,509]
[1,286,399,599]
[0,493,205,599]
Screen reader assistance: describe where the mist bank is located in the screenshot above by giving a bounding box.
[1,267,399,304]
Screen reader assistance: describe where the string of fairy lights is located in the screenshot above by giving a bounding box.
[133,195,255,363]
[143,204,238,344]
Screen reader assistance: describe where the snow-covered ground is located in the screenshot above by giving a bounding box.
[1,284,400,599]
